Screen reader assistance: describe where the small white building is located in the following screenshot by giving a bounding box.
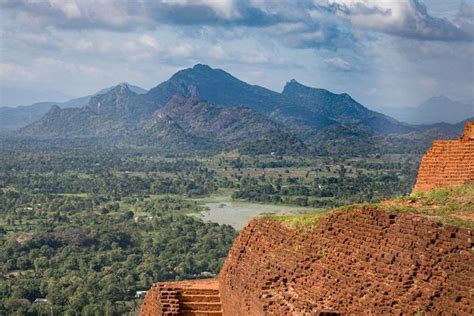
[33,298,48,304]
[134,216,153,223]
[193,271,216,278]
[135,291,147,298]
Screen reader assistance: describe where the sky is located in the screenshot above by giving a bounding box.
[1,0,473,109]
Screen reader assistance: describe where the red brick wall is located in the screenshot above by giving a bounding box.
[140,283,167,316]
[461,122,474,141]
[219,208,473,315]
[414,122,474,192]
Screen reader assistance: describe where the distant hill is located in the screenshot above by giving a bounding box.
[15,64,468,155]
[275,80,412,134]
[20,87,285,152]
[21,84,151,139]
[0,83,147,131]
[0,102,56,131]
[15,65,410,137]
[21,105,101,138]
[147,64,285,113]
[379,95,473,124]
[146,65,410,134]
[151,95,281,144]
[88,84,155,122]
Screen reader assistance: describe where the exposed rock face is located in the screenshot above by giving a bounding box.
[414,121,474,192]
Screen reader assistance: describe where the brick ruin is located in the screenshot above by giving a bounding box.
[414,121,474,192]
[141,209,473,315]
[141,279,222,316]
[219,210,473,314]
[140,121,474,315]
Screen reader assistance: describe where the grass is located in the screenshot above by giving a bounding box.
[404,184,474,209]
[264,211,329,229]
[390,184,474,228]
[264,184,474,230]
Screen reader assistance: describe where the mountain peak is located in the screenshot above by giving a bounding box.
[429,95,451,102]
[94,83,147,96]
[147,64,281,113]
[282,79,319,95]
[192,64,213,71]
[47,104,61,114]
[283,80,352,100]
[285,79,302,88]
[419,95,456,109]
[112,83,133,95]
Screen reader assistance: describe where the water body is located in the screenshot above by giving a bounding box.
[192,195,323,230]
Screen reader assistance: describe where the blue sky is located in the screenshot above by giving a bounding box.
[1,0,473,109]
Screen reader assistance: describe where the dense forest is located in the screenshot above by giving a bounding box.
[0,148,420,314]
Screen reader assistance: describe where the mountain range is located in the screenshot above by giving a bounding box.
[3,64,471,154]
[375,95,473,124]
[0,84,146,131]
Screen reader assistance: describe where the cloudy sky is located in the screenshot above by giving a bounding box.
[1,0,473,109]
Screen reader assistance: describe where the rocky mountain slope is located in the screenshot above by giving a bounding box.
[274,79,411,134]
[147,65,411,134]
[152,95,281,144]
[15,65,471,154]
[379,95,474,124]
[0,84,146,131]
[147,64,284,113]
[20,84,151,139]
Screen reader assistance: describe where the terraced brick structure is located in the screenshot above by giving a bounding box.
[141,124,474,315]
[218,210,473,315]
[414,121,474,192]
[141,279,222,316]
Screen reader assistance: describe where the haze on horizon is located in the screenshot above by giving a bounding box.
[1,0,473,109]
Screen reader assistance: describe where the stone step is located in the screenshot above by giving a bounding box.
[179,302,222,311]
[179,294,221,303]
[179,311,223,316]
[181,289,220,295]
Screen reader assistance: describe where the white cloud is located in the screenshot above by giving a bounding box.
[240,51,269,64]
[317,0,473,41]
[164,0,240,19]
[172,43,195,58]
[49,0,82,18]
[208,45,226,59]
[139,35,160,50]
[34,57,103,77]
[324,57,352,71]
[0,63,36,84]
[74,38,93,52]
[0,0,472,108]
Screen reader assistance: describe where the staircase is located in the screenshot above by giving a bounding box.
[178,287,222,316]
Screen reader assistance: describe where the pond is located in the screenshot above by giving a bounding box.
[191,195,323,230]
